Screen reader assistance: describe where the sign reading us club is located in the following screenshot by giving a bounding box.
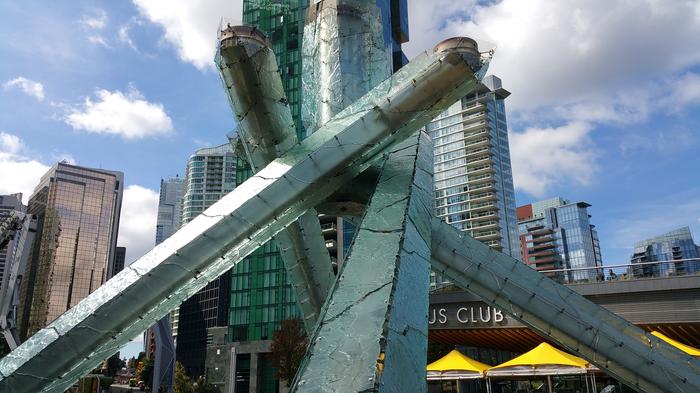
[428,302,514,329]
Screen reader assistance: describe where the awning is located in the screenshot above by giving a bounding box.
[652,331,700,357]
[487,342,590,377]
[427,349,491,380]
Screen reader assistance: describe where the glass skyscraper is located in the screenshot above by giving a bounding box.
[630,227,699,277]
[429,75,519,287]
[517,197,603,282]
[17,162,123,339]
[155,176,184,245]
[176,143,237,377]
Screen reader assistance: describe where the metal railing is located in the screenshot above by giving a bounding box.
[539,258,700,284]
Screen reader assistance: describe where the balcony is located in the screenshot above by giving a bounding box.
[473,230,501,241]
[463,129,488,140]
[469,201,497,213]
[465,156,492,169]
[469,192,496,204]
[463,137,490,149]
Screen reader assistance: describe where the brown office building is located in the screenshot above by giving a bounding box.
[18,162,123,339]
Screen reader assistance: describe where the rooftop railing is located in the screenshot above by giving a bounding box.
[539,258,700,284]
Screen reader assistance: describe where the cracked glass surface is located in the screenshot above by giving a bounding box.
[301,0,391,133]
[0,36,485,393]
[291,131,433,392]
[430,219,700,393]
[217,26,334,331]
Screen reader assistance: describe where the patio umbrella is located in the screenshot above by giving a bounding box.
[427,349,491,380]
[486,342,592,393]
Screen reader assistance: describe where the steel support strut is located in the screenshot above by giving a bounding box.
[292,131,434,392]
[430,219,700,393]
[217,26,334,330]
[0,38,483,393]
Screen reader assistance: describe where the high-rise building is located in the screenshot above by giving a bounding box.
[429,75,519,287]
[516,197,603,282]
[176,143,237,377]
[0,194,24,288]
[17,162,123,339]
[149,177,184,355]
[630,227,699,277]
[155,176,184,245]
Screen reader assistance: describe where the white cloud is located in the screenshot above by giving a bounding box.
[65,86,173,139]
[406,0,700,196]
[0,132,50,203]
[80,9,108,30]
[3,77,45,101]
[88,35,109,47]
[132,0,243,70]
[509,122,597,197]
[118,185,159,264]
[118,25,138,51]
[661,72,700,110]
[406,0,700,114]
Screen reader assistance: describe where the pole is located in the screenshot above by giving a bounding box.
[547,375,553,393]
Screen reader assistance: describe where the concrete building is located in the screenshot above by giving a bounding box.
[630,227,699,277]
[17,162,123,339]
[516,197,603,282]
[429,75,519,287]
[176,143,237,377]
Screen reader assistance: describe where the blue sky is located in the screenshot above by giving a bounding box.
[1,0,699,358]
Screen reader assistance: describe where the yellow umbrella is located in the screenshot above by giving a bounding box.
[486,342,589,377]
[652,331,700,357]
[427,349,491,380]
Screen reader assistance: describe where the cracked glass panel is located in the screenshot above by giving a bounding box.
[292,131,433,392]
[430,219,700,393]
[217,25,334,331]
[301,0,392,133]
[0,37,485,393]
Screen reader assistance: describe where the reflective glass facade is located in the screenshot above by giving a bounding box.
[630,227,700,276]
[429,76,519,287]
[227,157,299,343]
[155,176,184,245]
[242,0,307,139]
[176,143,237,377]
[517,198,603,282]
[18,162,123,339]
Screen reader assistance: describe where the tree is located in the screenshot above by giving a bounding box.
[140,357,154,389]
[174,362,194,393]
[270,318,307,386]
